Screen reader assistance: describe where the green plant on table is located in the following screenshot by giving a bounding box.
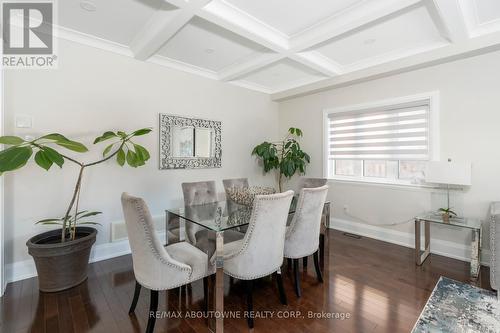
[438,207,457,217]
[0,128,152,242]
[251,127,310,192]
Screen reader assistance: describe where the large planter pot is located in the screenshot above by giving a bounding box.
[26,227,97,292]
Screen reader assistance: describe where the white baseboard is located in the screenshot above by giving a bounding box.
[5,218,490,284]
[5,230,167,284]
[330,217,491,266]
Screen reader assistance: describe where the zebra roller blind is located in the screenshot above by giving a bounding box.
[327,101,430,160]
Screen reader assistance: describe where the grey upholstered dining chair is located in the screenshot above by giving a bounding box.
[182,181,218,245]
[490,202,500,300]
[222,178,249,192]
[284,186,328,297]
[295,177,329,268]
[121,193,213,333]
[217,190,294,328]
[297,177,328,190]
[182,180,244,250]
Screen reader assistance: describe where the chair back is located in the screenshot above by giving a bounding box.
[297,177,327,190]
[285,186,329,259]
[121,193,188,288]
[223,178,249,192]
[182,181,217,205]
[232,191,294,279]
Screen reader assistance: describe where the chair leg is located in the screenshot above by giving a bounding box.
[146,290,159,333]
[319,233,325,263]
[313,250,323,283]
[245,280,254,329]
[203,277,209,313]
[276,269,287,305]
[129,281,141,314]
[293,259,301,298]
[303,256,308,269]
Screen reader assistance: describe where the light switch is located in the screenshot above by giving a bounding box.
[15,115,33,128]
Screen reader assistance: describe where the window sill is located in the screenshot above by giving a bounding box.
[327,177,444,192]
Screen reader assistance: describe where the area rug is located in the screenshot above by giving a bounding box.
[412,277,500,333]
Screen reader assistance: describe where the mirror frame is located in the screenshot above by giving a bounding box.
[159,114,222,169]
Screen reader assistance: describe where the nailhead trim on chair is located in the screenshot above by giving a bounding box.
[130,197,192,275]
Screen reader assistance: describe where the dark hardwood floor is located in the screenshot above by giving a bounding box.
[0,229,491,333]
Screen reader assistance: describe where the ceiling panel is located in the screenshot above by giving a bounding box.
[312,6,447,68]
[236,59,326,90]
[222,0,364,36]
[473,0,500,25]
[158,17,271,72]
[59,0,177,46]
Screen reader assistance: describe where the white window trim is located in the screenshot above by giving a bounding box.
[322,91,440,187]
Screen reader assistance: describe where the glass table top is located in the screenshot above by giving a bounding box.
[166,197,330,232]
[415,212,482,230]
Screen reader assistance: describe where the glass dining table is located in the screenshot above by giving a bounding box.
[165,197,331,333]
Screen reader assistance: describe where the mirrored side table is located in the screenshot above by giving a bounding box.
[414,213,482,280]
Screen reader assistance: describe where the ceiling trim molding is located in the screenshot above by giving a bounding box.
[229,80,273,94]
[271,30,500,101]
[148,55,218,80]
[54,25,133,57]
[218,53,284,81]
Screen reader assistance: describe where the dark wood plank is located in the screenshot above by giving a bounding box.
[0,229,492,333]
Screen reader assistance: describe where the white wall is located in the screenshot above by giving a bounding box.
[3,39,279,279]
[279,50,500,264]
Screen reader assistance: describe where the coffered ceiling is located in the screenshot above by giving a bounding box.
[56,0,500,100]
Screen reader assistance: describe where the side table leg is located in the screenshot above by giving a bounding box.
[415,219,431,265]
[470,228,481,280]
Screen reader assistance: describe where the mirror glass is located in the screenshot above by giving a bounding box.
[171,126,214,158]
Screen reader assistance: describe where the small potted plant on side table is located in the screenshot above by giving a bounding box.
[438,207,457,223]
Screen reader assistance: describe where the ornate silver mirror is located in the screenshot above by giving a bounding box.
[159,114,221,169]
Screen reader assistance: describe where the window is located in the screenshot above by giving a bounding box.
[323,93,439,186]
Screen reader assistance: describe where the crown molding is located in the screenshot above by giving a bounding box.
[148,55,219,80]
[54,25,134,57]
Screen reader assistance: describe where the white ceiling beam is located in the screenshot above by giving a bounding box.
[423,0,468,43]
[130,0,212,61]
[289,0,423,52]
[289,52,342,77]
[196,2,289,52]
[271,30,500,101]
[218,53,284,81]
[130,9,194,60]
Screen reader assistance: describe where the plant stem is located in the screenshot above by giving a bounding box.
[61,165,84,242]
[60,141,125,242]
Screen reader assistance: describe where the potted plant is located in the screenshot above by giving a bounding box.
[0,128,152,292]
[438,207,457,223]
[252,127,310,192]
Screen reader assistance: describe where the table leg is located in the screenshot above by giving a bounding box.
[215,231,224,333]
[415,219,431,265]
[179,218,186,242]
[470,228,481,280]
[165,211,170,246]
